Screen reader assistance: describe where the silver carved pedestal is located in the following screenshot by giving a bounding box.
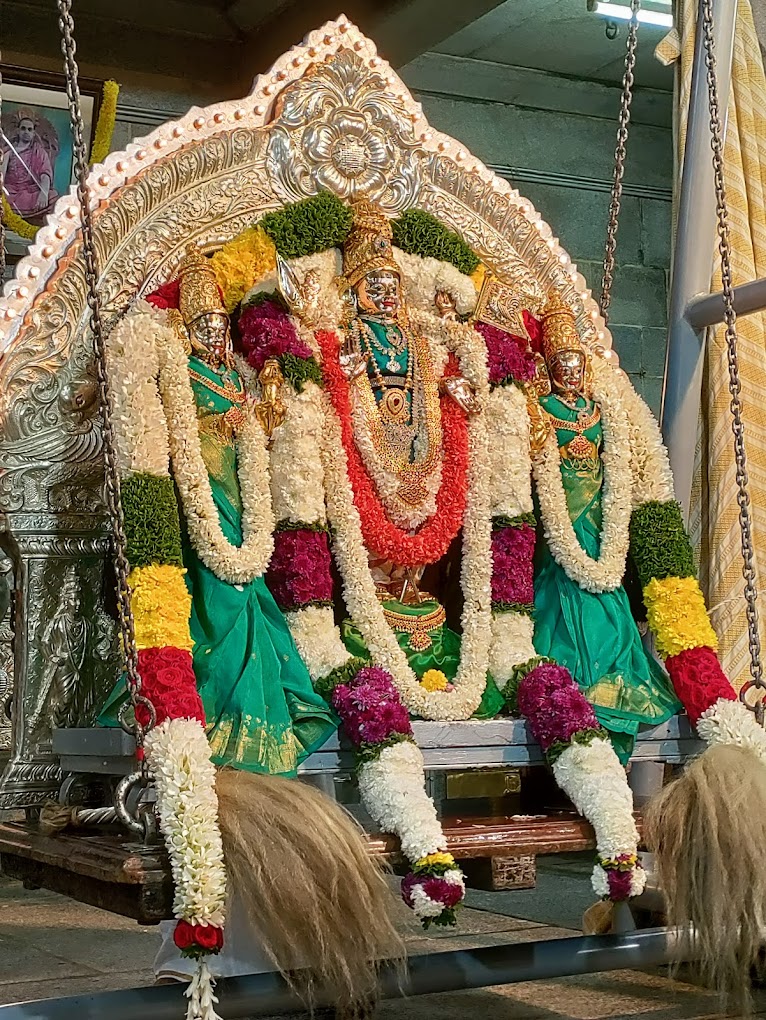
[0,514,118,809]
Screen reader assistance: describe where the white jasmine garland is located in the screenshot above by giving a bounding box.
[534,357,632,593]
[269,381,329,525]
[156,321,275,584]
[552,736,644,898]
[285,605,352,681]
[486,385,534,518]
[614,366,675,507]
[356,740,448,861]
[320,341,493,721]
[696,696,766,761]
[184,959,222,1020]
[489,613,537,684]
[145,718,227,927]
[395,249,478,317]
[105,300,172,478]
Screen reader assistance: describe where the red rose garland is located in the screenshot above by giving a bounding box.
[317,329,469,568]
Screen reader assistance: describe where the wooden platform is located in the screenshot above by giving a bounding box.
[0,811,642,925]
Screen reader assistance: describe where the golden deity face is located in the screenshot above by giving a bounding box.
[189,311,231,362]
[549,349,586,398]
[355,269,401,322]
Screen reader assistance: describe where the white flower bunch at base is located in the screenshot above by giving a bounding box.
[184,959,222,1020]
[357,740,466,925]
[697,696,766,761]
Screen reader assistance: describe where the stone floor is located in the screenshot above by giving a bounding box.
[0,856,763,1019]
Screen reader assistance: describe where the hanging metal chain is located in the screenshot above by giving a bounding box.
[57,0,155,756]
[700,0,764,721]
[0,62,6,282]
[600,0,641,325]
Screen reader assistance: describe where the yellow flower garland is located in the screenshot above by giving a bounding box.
[128,563,194,651]
[643,575,719,659]
[1,197,37,240]
[210,226,277,312]
[2,80,120,241]
[89,80,120,165]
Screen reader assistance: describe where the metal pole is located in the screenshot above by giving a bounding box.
[0,929,682,1020]
[686,275,766,328]
[661,0,737,520]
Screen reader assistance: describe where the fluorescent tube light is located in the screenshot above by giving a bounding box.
[589,2,673,28]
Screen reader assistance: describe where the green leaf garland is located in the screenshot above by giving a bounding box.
[391,209,479,275]
[122,473,183,569]
[258,192,353,260]
[629,500,696,588]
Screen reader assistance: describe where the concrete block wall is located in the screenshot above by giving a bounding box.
[400,53,673,415]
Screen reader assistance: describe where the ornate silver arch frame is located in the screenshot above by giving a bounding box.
[0,16,614,808]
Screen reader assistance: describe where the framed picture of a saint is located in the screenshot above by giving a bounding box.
[1,66,101,229]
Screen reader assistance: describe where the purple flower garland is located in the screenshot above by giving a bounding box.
[238,298,314,371]
[491,524,535,608]
[516,663,604,760]
[331,665,412,746]
[265,528,334,610]
[474,321,537,386]
[327,664,465,926]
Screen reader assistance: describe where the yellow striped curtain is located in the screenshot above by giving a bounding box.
[657,0,766,689]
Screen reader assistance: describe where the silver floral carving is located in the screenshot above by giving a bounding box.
[266,50,422,212]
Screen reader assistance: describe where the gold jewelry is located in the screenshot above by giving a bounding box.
[351,317,443,507]
[178,246,226,326]
[342,199,400,287]
[382,602,447,651]
[472,268,530,341]
[541,291,583,364]
[188,367,246,406]
[543,400,601,461]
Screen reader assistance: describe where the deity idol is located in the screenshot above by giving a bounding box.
[98,247,400,1012]
[530,295,682,763]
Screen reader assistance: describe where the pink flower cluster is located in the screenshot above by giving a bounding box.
[401,873,463,910]
[475,321,537,385]
[491,525,535,606]
[516,663,599,753]
[265,529,334,610]
[238,298,314,371]
[331,666,413,747]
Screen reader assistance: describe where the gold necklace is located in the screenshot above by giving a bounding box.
[543,402,601,434]
[352,322,443,508]
[188,367,246,406]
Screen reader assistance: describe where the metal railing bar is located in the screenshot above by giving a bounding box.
[685,276,766,328]
[0,928,682,1020]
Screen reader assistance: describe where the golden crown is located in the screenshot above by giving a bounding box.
[541,291,583,363]
[178,246,225,326]
[342,199,400,288]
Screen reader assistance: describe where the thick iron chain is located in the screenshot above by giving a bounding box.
[57,1,154,753]
[700,0,764,720]
[0,63,6,282]
[600,0,641,325]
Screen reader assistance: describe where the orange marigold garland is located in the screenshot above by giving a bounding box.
[317,329,469,567]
